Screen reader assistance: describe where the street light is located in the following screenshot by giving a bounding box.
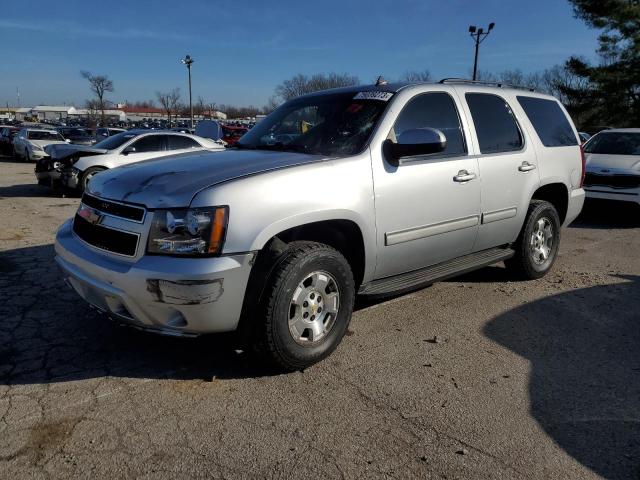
[469,22,495,81]
[181,54,194,129]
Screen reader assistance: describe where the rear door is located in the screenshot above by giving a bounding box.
[166,134,203,154]
[460,91,540,251]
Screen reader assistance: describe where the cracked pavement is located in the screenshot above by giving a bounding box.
[1,157,639,479]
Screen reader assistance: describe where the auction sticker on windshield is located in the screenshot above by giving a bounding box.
[353,91,394,101]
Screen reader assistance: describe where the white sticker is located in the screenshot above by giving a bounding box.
[353,91,394,101]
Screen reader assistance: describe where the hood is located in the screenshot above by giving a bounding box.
[44,143,108,162]
[31,139,67,148]
[87,149,326,208]
[585,153,640,173]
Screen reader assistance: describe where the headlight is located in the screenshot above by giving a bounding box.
[147,207,228,256]
[31,144,43,151]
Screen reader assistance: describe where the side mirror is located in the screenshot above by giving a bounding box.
[122,146,136,155]
[383,128,447,165]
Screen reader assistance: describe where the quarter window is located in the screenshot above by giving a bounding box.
[465,93,523,154]
[391,92,467,156]
[517,96,578,147]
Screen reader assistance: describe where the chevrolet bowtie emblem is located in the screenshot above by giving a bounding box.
[77,204,103,225]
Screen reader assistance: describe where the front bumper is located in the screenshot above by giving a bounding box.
[55,219,255,336]
[584,186,640,205]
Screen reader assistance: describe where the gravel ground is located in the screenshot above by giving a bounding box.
[0,156,639,479]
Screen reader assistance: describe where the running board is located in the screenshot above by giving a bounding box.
[358,247,515,296]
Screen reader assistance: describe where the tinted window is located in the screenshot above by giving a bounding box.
[94,131,137,150]
[466,93,523,154]
[584,132,640,155]
[517,96,577,147]
[167,135,200,150]
[27,131,64,141]
[130,135,166,152]
[391,92,466,156]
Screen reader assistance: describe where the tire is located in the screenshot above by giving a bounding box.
[506,200,561,280]
[79,167,105,192]
[256,241,355,371]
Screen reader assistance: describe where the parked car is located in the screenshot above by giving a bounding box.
[41,130,224,192]
[578,132,591,144]
[55,80,585,370]
[221,125,248,146]
[0,126,21,155]
[583,128,640,205]
[13,128,68,162]
[94,127,126,143]
[57,127,95,146]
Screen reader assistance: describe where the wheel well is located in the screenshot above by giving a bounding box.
[532,183,569,224]
[270,220,366,288]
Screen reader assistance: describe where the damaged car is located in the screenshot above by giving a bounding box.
[40,130,225,192]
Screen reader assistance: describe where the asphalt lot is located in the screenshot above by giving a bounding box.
[0,155,639,479]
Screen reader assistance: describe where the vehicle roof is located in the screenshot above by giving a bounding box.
[595,128,640,133]
[23,128,62,133]
[297,79,556,101]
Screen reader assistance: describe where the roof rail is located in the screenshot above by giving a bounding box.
[438,78,535,92]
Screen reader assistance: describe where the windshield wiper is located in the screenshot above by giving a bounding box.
[232,142,256,150]
[259,143,309,153]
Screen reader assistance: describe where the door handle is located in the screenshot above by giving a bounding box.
[453,170,477,182]
[518,161,536,172]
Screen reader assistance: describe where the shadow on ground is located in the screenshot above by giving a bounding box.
[484,276,640,479]
[571,198,640,229]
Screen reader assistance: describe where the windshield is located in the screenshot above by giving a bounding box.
[236,91,392,156]
[585,132,640,155]
[94,131,138,150]
[27,131,64,141]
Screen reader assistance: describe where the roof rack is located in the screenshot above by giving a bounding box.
[438,78,535,92]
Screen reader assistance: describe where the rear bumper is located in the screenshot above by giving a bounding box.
[55,219,255,336]
[564,187,586,226]
[584,187,640,205]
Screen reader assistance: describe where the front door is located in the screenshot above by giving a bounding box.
[371,91,481,279]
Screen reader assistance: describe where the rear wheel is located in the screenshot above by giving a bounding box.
[257,241,355,371]
[506,200,561,279]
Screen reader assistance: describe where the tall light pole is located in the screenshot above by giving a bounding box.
[181,54,194,129]
[469,23,495,81]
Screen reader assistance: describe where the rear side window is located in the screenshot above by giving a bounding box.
[167,135,200,150]
[392,92,467,156]
[517,96,578,147]
[465,93,523,154]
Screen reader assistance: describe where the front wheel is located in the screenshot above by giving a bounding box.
[79,167,105,192]
[257,241,355,371]
[506,200,561,279]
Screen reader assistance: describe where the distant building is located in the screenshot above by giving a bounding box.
[120,105,165,121]
[203,110,227,120]
[32,105,77,121]
[15,107,32,121]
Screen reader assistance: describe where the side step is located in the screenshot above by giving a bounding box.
[358,246,515,297]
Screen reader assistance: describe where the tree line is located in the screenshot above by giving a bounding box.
[81,0,637,128]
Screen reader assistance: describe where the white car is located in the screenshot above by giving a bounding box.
[13,128,69,162]
[45,129,225,192]
[583,128,640,205]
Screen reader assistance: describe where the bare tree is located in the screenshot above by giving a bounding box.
[84,99,102,128]
[275,73,359,101]
[81,71,114,125]
[262,95,281,115]
[156,88,181,125]
[400,70,433,82]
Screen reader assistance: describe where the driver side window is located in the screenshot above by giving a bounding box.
[391,92,467,157]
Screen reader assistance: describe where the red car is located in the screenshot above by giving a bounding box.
[221,125,248,146]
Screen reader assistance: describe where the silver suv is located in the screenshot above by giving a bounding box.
[55,80,585,370]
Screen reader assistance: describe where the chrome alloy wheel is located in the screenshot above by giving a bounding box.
[288,271,340,345]
[530,217,554,265]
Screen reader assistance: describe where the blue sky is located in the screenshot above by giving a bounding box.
[0,0,600,108]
